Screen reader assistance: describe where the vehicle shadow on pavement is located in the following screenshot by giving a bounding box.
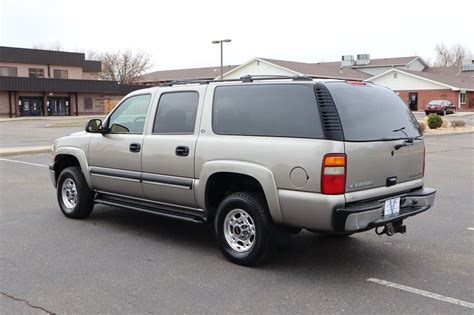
[88,205,415,278]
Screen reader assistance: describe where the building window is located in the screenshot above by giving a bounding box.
[84,97,93,110]
[53,69,68,79]
[0,66,18,77]
[29,68,44,78]
[460,91,466,104]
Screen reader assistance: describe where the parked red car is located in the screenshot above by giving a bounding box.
[425,100,456,115]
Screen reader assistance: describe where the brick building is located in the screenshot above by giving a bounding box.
[0,46,146,117]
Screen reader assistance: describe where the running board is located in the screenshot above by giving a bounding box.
[95,193,207,224]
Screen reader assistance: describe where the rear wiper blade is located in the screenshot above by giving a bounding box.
[392,127,422,150]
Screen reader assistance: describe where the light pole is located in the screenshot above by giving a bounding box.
[212,39,231,79]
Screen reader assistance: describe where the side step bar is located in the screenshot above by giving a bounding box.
[95,193,207,224]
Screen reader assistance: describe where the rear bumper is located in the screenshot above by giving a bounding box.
[334,187,436,232]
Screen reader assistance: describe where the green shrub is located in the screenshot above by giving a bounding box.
[450,120,466,128]
[427,114,443,129]
[418,121,426,133]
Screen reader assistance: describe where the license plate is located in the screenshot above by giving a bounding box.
[384,197,400,216]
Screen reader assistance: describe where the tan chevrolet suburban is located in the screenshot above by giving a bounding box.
[50,75,436,266]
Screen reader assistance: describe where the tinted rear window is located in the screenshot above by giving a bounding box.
[212,84,324,138]
[325,82,421,141]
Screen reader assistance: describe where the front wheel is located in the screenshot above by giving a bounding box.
[57,166,94,219]
[214,192,275,266]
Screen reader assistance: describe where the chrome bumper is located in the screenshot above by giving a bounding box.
[334,187,436,232]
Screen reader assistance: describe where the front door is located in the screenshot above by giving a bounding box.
[141,89,203,208]
[408,92,418,111]
[88,93,152,198]
[47,97,70,116]
[19,97,43,116]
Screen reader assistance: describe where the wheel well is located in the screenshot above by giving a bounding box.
[54,154,81,183]
[205,172,266,218]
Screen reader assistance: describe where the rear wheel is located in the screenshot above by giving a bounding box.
[214,192,275,266]
[442,109,446,116]
[425,111,429,116]
[57,166,94,219]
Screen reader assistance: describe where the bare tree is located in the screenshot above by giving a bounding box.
[434,43,471,67]
[100,51,151,84]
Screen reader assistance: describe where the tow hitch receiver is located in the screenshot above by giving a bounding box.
[376,221,406,236]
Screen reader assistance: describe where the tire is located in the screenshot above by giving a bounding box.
[442,109,446,116]
[214,192,276,266]
[425,111,429,116]
[57,166,94,219]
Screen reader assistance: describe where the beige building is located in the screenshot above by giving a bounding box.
[0,46,146,117]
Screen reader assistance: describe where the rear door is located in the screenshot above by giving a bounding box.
[141,86,205,208]
[324,82,424,194]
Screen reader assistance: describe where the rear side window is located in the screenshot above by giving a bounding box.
[325,82,421,141]
[212,84,324,138]
[153,92,199,134]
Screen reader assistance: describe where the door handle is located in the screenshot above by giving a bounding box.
[129,143,141,153]
[175,146,189,157]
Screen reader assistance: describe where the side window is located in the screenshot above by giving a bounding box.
[153,92,199,134]
[212,84,324,138]
[108,94,151,134]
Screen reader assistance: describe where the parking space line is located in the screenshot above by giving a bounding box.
[468,227,474,231]
[0,158,48,168]
[367,278,474,309]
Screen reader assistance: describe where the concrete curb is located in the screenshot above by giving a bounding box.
[423,130,474,137]
[0,146,51,157]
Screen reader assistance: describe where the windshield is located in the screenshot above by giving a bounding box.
[325,82,422,142]
[429,100,445,105]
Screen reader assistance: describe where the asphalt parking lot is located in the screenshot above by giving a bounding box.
[1,133,473,314]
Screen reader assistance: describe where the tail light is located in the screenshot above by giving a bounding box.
[321,154,346,194]
[422,146,426,177]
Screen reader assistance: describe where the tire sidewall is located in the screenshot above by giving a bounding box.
[215,194,272,265]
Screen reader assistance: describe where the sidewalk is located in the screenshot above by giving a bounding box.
[0,115,104,123]
[0,145,51,157]
[412,111,474,117]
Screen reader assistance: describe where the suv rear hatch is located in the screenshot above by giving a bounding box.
[324,81,424,195]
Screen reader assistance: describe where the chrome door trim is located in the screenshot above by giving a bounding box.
[141,172,193,189]
[142,180,191,190]
[91,173,140,183]
[90,166,141,181]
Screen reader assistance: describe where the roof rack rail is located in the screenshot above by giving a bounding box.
[159,75,313,87]
[160,79,211,87]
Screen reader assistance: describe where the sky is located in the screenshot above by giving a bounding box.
[1,0,473,72]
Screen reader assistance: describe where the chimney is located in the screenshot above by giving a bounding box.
[461,57,474,71]
[356,54,370,65]
[341,55,354,66]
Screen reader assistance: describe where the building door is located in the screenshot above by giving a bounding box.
[19,97,43,116]
[47,97,70,116]
[408,92,418,111]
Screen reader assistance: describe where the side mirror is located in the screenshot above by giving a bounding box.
[85,119,103,133]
